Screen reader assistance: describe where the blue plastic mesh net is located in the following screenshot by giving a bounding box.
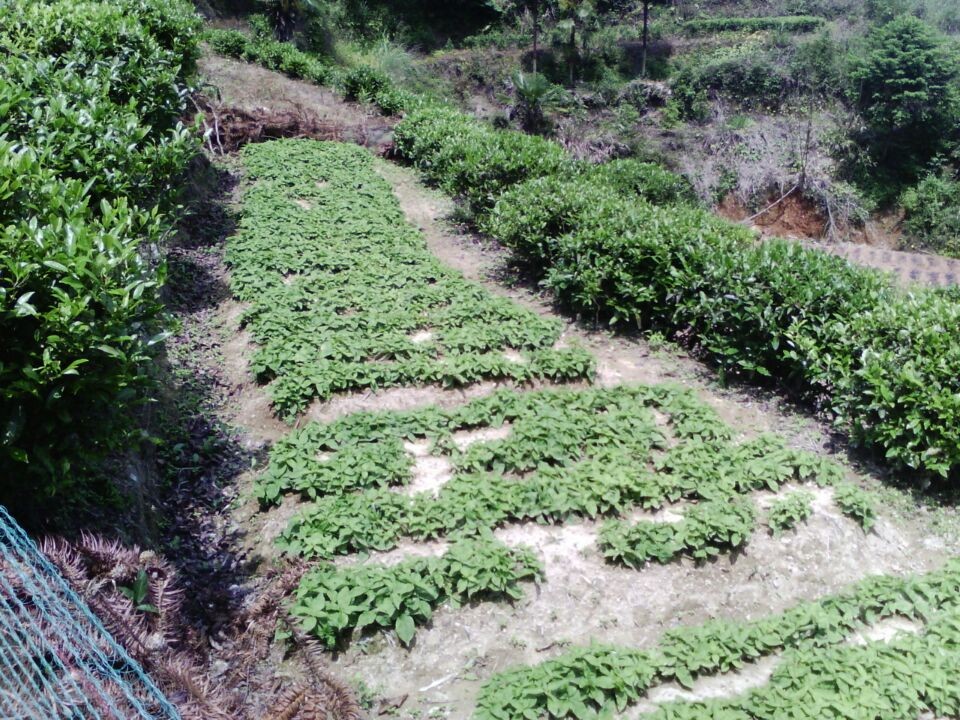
[0,505,180,719]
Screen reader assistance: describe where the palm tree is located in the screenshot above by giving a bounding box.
[258,0,320,41]
[558,0,595,86]
[510,71,562,133]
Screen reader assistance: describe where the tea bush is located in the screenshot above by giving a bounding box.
[901,172,960,258]
[393,106,572,212]
[395,105,960,482]
[204,30,418,115]
[581,159,696,206]
[683,16,826,35]
[204,28,334,85]
[0,0,200,501]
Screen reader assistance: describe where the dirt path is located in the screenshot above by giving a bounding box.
[197,54,960,719]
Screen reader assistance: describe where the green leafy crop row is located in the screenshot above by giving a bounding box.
[227,140,592,418]
[598,498,756,567]
[291,533,541,649]
[393,106,960,483]
[0,0,201,501]
[476,558,960,719]
[266,384,847,561]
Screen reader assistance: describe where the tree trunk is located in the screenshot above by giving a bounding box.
[569,24,576,87]
[641,1,650,78]
[532,0,540,74]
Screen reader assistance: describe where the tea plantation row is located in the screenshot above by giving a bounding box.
[388,105,960,483]
[0,0,201,501]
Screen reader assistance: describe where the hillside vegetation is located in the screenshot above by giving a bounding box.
[226,0,960,251]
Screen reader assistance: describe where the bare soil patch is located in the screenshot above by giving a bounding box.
[199,53,395,152]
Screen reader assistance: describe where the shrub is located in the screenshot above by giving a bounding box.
[206,28,250,58]
[0,0,200,505]
[792,288,960,477]
[395,107,571,211]
[248,12,273,40]
[480,176,626,268]
[669,66,711,121]
[901,172,960,258]
[342,65,392,101]
[206,29,334,85]
[684,16,826,35]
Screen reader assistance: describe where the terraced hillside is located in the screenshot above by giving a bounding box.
[205,129,959,719]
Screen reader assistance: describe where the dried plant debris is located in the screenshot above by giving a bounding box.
[32,535,364,720]
[190,94,343,154]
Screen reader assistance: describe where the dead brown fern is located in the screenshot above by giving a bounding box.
[37,535,364,720]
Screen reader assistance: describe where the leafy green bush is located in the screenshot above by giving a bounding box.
[342,64,392,100]
[248,12,273,40]
[684,15,826,35]
[672,51,789,111]
[206,28,250,57]
[669,65,711,121]
[0,0,200,503]
[901,172,960,258]
[394,107,571,212]
[340,64,413,115]
[204,28,334,84]
[791,288,960,477]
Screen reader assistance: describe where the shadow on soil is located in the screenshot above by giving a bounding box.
[154,155,261,634]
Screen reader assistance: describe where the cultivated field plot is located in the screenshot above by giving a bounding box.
[256,378,959,719]
[226,140,593,418]
[234,139,960,720]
